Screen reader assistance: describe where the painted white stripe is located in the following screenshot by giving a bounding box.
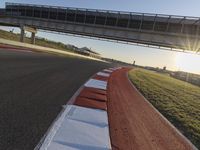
[110,67,122,71]
[39,105,111,150]
[103,69,113,73]
[39,105,73,150]
[116,67,122,70]
[97,72,110,77]
[109,68,116,71]
[84,79,107,90]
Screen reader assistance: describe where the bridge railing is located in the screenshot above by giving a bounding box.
[0,8,5,16]
[4,2,200,36]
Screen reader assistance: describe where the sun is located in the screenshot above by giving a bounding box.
[175,52,200,74]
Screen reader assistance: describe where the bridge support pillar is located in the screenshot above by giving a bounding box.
[20,26,25,43]
[31,32,35,44]
[20,26,37,44]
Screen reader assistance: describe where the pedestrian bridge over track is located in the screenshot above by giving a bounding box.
[0,2,200,53]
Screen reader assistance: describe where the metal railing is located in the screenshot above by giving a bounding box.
[1,2,200,53]
[4,2,200,36]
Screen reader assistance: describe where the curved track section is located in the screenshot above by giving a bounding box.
[37,67,197,150]
[0,47,112,150]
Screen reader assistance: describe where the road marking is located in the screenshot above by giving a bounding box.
[37,68,118,150]
[103,69,113,73]
[39,105,111,150]
[97,72,110,77]
[84,79,107,90]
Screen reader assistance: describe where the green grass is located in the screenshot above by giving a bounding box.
[0,29,74,52]
[128,68,200,149]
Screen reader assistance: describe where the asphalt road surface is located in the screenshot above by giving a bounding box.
[0,48,112,150]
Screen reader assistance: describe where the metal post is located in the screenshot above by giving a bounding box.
[65,8,68,21]
[10,5,13,16]
[56,8,58,20]
[32,7,34,17]
[74,8,77,22]
[40,6,42,18]
[25,6,27,17]
[20,26,25,42]
[17,5,19,17]
[139,14,144,31]
[94,10,97,25]
[31,32,36,44]
[180,17,185,33]
[196,23,200,37]
[115,12,120,27]
[166,16,171,32]
[152,14,157,31]
[48,7,50,20]
[84,9,87,24]
[104,11,108,26]
[195,24,200,53]
[127,13,131,28]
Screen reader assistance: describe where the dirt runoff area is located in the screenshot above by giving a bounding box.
[107,67,197,150]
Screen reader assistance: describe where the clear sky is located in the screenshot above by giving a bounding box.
[0,0,200,74]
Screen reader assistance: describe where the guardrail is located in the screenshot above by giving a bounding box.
[4,3,200,36]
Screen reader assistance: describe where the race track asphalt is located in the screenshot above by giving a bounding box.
[0,48,113,150]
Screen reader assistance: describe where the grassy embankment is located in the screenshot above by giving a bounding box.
[0,29,74,52]
[128,68,200,149]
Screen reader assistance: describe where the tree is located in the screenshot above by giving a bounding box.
[133,60,136,65]
[163,66,166,70]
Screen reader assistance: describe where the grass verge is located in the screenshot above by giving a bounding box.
[128,68,200,149]
[0,29,74,52]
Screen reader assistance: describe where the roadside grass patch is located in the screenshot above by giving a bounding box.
[0,29,73,52]
[128,68,200,149]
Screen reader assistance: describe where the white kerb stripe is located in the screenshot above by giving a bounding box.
[39,105,73,150]
[109,68,116,71]
[116,67,122,70]
[103,69,113,73]
[110,67,121,70]
[84,79,107,90]
[40,105,111,150]
[97,72,110,77]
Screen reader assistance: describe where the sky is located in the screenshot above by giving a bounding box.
[0,0,200,74]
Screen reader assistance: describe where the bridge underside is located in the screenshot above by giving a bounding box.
[1,3,200,53]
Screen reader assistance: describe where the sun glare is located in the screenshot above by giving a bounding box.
[175,52,200,74]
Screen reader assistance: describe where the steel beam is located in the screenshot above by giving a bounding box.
[1,3,200,53]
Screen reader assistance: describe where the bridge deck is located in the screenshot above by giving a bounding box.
[4,2,200,36]
[1,3,200,52]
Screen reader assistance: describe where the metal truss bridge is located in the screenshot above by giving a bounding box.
[0,2,200,54]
